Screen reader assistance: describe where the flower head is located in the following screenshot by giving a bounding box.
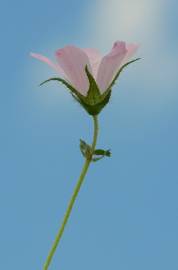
[31,41,139,115]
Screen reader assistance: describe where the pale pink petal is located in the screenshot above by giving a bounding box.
[82,48,102,79]
[96,41,127,93]
[30,53,66,77]
[55,46,92,96]
[122,43,139,65]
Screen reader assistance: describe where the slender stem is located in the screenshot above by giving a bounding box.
[43,115,99,270]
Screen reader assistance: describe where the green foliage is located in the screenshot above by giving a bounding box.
[94,149,111,157]
[80,139,92,160]
[80,139,111,162]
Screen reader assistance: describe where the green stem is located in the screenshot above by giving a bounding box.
[43,115,99,270]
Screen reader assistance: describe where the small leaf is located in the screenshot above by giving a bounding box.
[80,139,90,150]
[79,139,92,159]
[92,148,111,162]
[94,149,111,157]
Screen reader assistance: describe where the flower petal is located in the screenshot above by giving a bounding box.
[123,43,139,64]
[82,48,102,79]
[30,53,65,76]
[55,46,91,96]
[96,41,127,93]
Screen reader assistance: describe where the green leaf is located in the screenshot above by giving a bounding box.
[84,66,101,105]
[80,140,111,161]
[79,139,92,159]
[94,149,111,157]
[80,139,90,151]
[92,148,111,162]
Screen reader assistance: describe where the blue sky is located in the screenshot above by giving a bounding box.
[0,0,178,269]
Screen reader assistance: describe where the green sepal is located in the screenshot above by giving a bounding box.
[84,66,101,105]
[77,66,111,115]
[39,74,110,115]
[101,58,141,99]
[109,58,141,89]
[40,77,84,99]
[39,59,140,116]
[78,89,111,115]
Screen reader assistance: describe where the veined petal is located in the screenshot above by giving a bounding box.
[96,41,127,93]
[55,46,92,96]
[82,48,102,79]
[30,53,66,77]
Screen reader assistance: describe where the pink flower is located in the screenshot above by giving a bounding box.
[31,41,138,96]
